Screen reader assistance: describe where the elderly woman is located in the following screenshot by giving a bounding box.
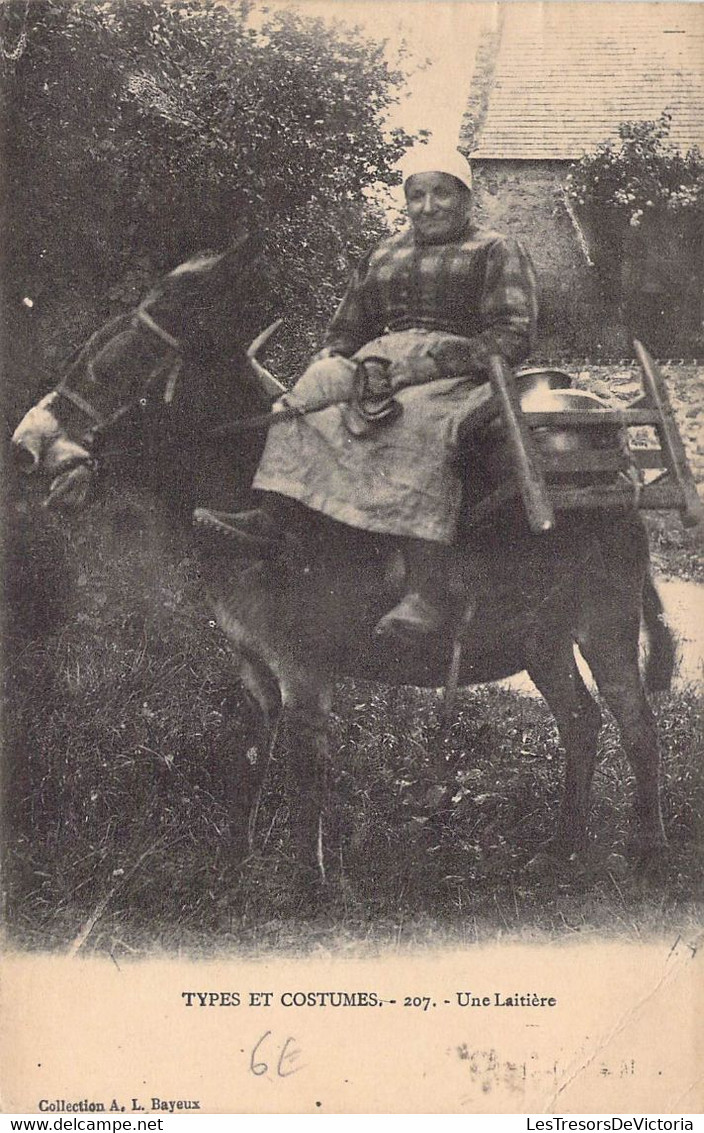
[199,149,538,636]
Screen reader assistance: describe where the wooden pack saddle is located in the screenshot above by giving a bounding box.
[466,340,702,533]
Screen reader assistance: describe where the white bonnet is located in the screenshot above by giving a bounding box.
[400,146,473,192]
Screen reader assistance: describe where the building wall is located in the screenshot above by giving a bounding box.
[470,159,630,358]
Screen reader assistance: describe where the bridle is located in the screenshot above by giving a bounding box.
[135,304,180,351]
[50,300,298,468]
[133,302,184,404]
[52,300,187,450]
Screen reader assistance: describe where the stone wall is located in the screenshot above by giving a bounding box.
[470,159,703,360]
[470,159,629,359]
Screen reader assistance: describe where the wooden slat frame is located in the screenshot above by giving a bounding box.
[474,347,702,528]
[488,357,555,534]
[633,340,703,527]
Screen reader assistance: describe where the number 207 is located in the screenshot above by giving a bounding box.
[403,996,433,1011]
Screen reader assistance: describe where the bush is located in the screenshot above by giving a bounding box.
[565,115,704,354]
[0,0,419,398]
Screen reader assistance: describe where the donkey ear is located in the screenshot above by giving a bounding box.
[208,232,263,290]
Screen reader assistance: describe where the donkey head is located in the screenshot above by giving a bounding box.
[12,231,271,509]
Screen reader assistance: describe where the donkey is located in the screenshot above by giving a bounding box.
[11,236,674,885]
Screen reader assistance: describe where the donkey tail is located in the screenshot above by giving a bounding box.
[642,572,676,693]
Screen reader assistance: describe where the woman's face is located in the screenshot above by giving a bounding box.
[404,172,472,242]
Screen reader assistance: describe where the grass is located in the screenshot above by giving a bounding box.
[644,510,704,583]
[3,489,703,956]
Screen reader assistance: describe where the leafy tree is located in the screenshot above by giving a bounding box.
[565,114,704,352]
[1,0,418,402]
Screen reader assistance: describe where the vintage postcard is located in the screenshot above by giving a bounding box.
[1,0,702,1115]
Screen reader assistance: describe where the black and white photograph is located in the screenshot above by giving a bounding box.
[1,0,702,1114]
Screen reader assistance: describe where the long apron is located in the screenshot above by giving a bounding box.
[252,329,491,544]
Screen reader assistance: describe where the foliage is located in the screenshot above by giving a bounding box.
[566,113,704,232]
[564,115,704,352]
[0,0,418,392]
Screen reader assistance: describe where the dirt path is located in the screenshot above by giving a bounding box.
[656,577,704,687]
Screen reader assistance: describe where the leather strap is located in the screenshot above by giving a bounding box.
[135,306,181,350]
[55,381,106,425]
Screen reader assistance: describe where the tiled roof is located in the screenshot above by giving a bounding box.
[465,3,704,160]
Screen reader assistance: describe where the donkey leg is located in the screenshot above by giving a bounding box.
[578,635,667,863]
[230,651,282,860]
[577,519,667,862]
[526,645,602,859]
[279,675,333,889]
